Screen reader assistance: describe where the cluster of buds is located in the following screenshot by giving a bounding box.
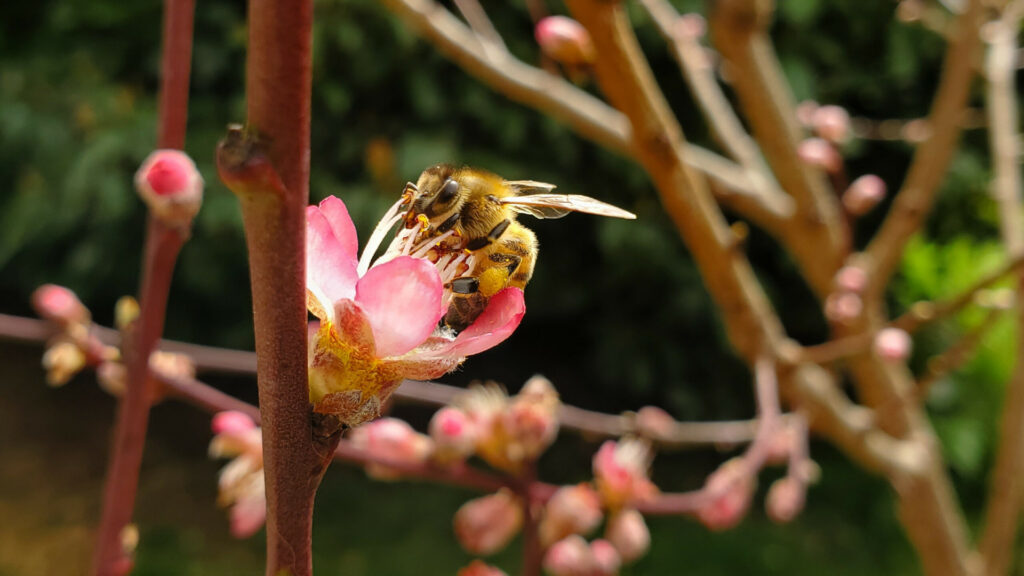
[348,417,433,480]
[454,376,561,473]
[32,284,118,387]
[208,411,266,538]
[543,536,621,576]
[824,263,867,325]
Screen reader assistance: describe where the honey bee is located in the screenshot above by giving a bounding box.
[401,164,636,332]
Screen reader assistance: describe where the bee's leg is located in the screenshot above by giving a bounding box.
[436,212,461,233]
[465,219,511,251]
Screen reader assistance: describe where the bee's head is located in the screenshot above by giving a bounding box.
[406,163,463,225]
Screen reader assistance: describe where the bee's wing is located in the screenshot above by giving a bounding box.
[505,180,558,195]
[501,194,637,220]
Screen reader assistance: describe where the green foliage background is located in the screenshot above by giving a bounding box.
[1,0,1021,573]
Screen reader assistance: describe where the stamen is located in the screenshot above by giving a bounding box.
[358,197,408,276]
[411,230,455,258]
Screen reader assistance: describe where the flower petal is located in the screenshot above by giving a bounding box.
[306,197,360,317]
[419,287,524,361]
[355,256,444,358]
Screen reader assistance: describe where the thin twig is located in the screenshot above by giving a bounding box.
[915,308,1004,394]
[451,0,505,52]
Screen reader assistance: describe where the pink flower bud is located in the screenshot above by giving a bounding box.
[635,406,676,440]
[135,149,204,226]
[834,265,868,294]
[795,100,819,127]
[593,439,658,510]
[458,560,509,576]
[605,508,650,564]
[676,13,706,39]
[454,490,523,555]
[842,174,887,216]
[97,361,127,397]
[589,539,622,576]
[430,406,478,462]
[875,327,912,362]
[797,138,842,173]
[539,484,604,546]
[535,16,596,67]
[212,411,257,436]
[766,477,806,524]
[42,340,87,387]
[696,458,755,531]
[824,292,862,324]
[812,105,850,144]
[543,535,593,576]
[348,418,433,480]
[32,284,89,326]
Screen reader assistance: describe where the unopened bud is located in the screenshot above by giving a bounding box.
[115,296,140,331]
[766,477,806,523]
[454,490,523,555]
[135,149,204,226]
[824,292,862,324]
[429,406,478,462]
[696,458,755,531]
[539,484,603,546]
[458,560,509,576]
[834,265,868,294]
[96,361,127,397]
[605,508,650,564]
[875,327,912,362]
[797,138,842,173]
[120,523,140,556]
[676,13,706,38]
[812,105,850,144]
[212,411,257,435]
[543,535,593,576]
[150,350,195,382]
[348,418,433,480]
[590,539,622,576]
[42,341,87,386]
[635,406,676,440]
[795,100,819,127]
[32,284,89,327]
[842,175,887,216]
[535,16,595,67]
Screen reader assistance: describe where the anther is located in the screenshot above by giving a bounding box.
[417,214,430,231]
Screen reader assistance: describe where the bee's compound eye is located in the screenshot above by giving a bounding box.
[438,179,459,203]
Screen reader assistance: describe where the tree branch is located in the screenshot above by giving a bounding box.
[862,0,985,302]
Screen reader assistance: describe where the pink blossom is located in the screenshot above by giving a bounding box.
[429,406,478,462]
[696,458,755,531]
[453,490,523,555]
[306,196,525,427]
[605,509,650,564]
[135,150,203,225]
[32,284,89,327]
[766,477,806,524]
[875,327,912,362]
[589,539,622,576]
[208,411,266,539]
[812,105,851,144]
[535,16,595,67]
[797,138,842,173]
[347,417,433,479]
[842,175,887,216]
[543,535,596,576]
[539,484,604,546]
[593,439,657,510]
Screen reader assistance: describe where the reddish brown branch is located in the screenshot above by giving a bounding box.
[156,0,196,150]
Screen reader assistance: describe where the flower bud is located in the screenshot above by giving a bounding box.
[114,296,140,331]
[590,539,622,576]
[834,265,868,294]
[901,119,931,143]
[42,340,87,387]
[824,292,862,324]
[535,16,595,67]
[539,484,604,546]
[593,439,658,510]
[812,105,850,144]
[795,100,819,127]
[842,175,887,216]
[635,406,676,441]
[696,458,755,531]
[135,149,204,226]
[797,138,842,173]
[676,13,706,39]
[605,508,650,564]
[458,560,508,576]
[212,410,257,436]
[229,472,267,538]
[874,327,912,362]
[454,490,523,555]
[96,361,127,397]
[32,284,89,327]
[766,477,806,524]
[543,535,593,576]
[348,417,433,480]
[429,406,478,463]
[209,412,262,461]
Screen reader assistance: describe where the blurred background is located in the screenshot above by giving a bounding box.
[0,0,1019,573]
